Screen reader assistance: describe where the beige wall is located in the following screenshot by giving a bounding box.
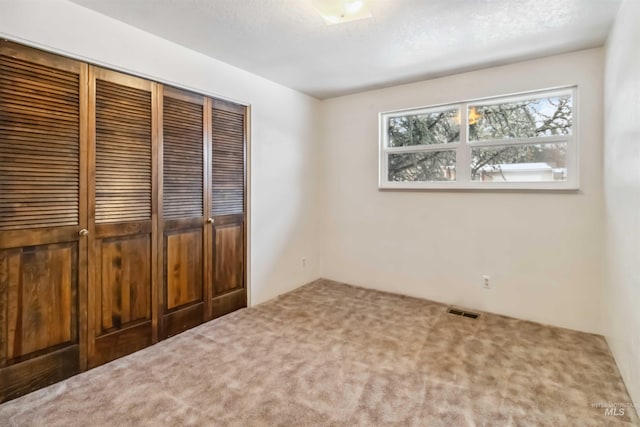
[604,0,640,407]
[319,48,606,334]
[0,0,322,306]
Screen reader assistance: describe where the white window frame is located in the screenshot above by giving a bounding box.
[378,86,579,190]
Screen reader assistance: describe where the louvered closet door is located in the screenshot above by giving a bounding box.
[210,100,246,319]
[0,41,87,402]
[159,87,207,338]
[88,67,157,368]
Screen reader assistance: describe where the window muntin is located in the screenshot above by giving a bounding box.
[379,87,577,190]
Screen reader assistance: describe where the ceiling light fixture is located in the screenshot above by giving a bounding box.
[312,0,373,25]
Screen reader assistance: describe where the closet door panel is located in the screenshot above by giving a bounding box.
[91,234,152,367]
[159,88,207,339]
[166,230,203,310]
[2,244,76,357]
[0,41,87,402]
[213,220,243,295]
[210,216,245,318]
[88,67,157,368]
[162,226,205,337]
[210,100,246,319]
[98,235,151,330]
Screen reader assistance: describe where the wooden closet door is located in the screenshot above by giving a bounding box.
[0,41,88,402]
[209,100,247,319]
[159,87,208,338]
[87,67,158,368]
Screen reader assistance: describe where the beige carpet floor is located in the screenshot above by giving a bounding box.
[0,279,638,426]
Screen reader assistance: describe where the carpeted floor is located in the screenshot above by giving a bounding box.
[0,279,638,426]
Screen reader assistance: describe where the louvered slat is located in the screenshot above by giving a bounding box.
[162,97,203,220]
[95,80,152,223]
[212,108,244,216]
[0,55,80,230]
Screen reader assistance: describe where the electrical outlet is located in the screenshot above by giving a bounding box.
[302,257,307,268]
[482,275,491,289]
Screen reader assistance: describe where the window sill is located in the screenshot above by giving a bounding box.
[378,181,580,191]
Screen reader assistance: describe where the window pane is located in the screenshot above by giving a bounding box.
[469,94,572,141]
[388,109,460,147]
[388,151,456,182]
[471,143,567,182]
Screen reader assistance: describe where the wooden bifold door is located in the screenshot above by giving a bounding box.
[0,40,247,402]
[87,67,158,368]
[210,100,246,318]
[0,43,88,402]
[158,89,248,337]
[159,87,207,338]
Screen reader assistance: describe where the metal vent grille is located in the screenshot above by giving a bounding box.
[447,308,480,319]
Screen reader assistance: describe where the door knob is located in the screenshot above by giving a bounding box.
[207,218,215,224]
[79,229,89,237]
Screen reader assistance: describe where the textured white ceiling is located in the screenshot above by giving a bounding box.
[71,0,621,99]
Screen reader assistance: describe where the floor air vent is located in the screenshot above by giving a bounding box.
[447,308,480,319]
